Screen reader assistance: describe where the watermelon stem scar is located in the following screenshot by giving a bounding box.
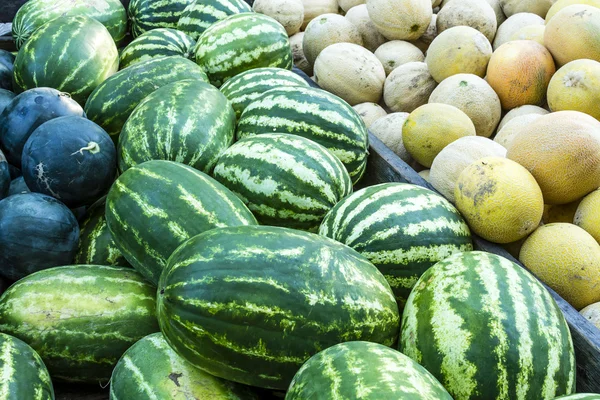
[71,142,100,155]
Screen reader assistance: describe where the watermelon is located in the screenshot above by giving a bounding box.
[0,89,15,115]
[127,0,195,38]
[0,193,79,281]
[319,182,473,308]
[75,199,129,267]
[0,50,14,91]
[119,28,196,70]
[11,0,127,49]
[118,79,235,173]
[286,341,452,400]
[106,160,257,285]
[84,56,208,140]
[236,86,369,184]
[177,0,252,40]
[0,88,84,167]
[219,67,309,119]
[194,13,293,87]
[0,333,54,400]
[213,133,352,231]
[0,150,9,200]
[0,265,159,383]
[400,251,576,399]
[8,177,29,197]
[110,332,259,400]
[12,15,119,106]
[556,396,600,399]
[157,225,400,390]
[21,116,117,208]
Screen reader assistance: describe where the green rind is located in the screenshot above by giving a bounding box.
[0,265,159,383]
[236,86,369,184]
[400,251,576,399]
[555,395,600,399]
[0,333,54,400]
[119,28,196,70]
[177,0,252,40]
[84,56,208,139]
[285,341,452,400]
[109,332,258,400]
[127,0,195,38]
[213,133,353,232]
[105,160,257,285]
[118,79,235,173]
[194,13,293,87]
[12,0,127,49]
[318,182,473,309]
[157,225,400,390]
[219,67,309,119]
[12,15,119,106]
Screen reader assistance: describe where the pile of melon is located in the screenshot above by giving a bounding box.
[282,0,600,317]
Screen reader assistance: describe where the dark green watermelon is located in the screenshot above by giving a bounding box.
[0,150,9,201]
[8,177,29,197]
[127,0,195,38]
[0,89,15,115]
[0,50,14,91]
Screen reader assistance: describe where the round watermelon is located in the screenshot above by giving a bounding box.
[0,50,14,91]
[21,116,116,208]
[8,177,29,197]
[0,150,9,201]
[128,0,195,38]
[177,0,251,40]
[119,28,196,70]
[0,89,15,115]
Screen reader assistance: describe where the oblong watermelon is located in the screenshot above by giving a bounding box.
[119,28,196,70]
[400,251,576,399]
[319,182,473,308]
[110,332,259,400]
[236,86,369,184]
[0,332,54,400]
[84,56,209,140]
[194,13,292,87]
[128,0,195,38]
[13,15,119,106]
[106,160,257,285]
[213,133,353,231]
[118,79,235,173]
[158,225,400,390]
[0,265,159,383]
[219,67,309,119]
[177,0,251,40]
[286,341,452,400]
[12,0,127,49]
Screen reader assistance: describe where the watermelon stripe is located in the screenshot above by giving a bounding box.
[119,28,196,69]
[177,0,251,40]
[128,0,195,38]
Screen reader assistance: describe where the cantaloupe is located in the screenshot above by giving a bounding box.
[253,0,304,36]
[383,61,437,112]
[428,73,501,138]
[493,113,543,149]
[418,169,430,181]
[302,0,339,30]
[455,156,544,243]
[339,0,366,12]
[507,111,600,204]
[486,40,555,110]
[509,24,545,45]
[369,112,413,163]
[574,189,600,244]
[402,103,477,167]
[302,14,363,66]
[547,59,600,120]
[374,40,424,75]
[520,223,600,310]
[545,0,600,22]
[580,302,600,330]
[410,14,437,52]
[425,26,493,83]
[496,104,549,132]
[492,12,544,50]
[353,102,388,128]
[499,0,557,18]
[289,32,312,75]
[429,136,507,203]
[436,0,497,42]
[366,0,432,40]
[345,4,387,52]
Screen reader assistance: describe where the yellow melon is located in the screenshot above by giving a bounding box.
[374,40,424,75]
[574,189,600,244]
[302,14,363,66]
[353,102,388,128]
[253,0,304,36]
[369,112,413,163]
[383,61,437,113]
[366,0,433,40]
[499,0,556,17]
[547,59,600,120]
[289,32,312,75]
[345,4,387,52]
[509,24,545,45]
[543,199,582,224]
[496,104,549,132]
[436,0,498,42]
[544,4,600,66]
[493,113,543,148]
[486,40,555,110]
[545,0,600,22]
[402,103,477,168]
[506,111,600,204]
[580,302,600,330]
[492,12,544,50]
[519,223,600,310]
[301,0,339,30]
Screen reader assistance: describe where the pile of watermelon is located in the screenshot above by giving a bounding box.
[0,0,590,399]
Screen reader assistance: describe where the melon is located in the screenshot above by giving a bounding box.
[383,62,437,113]
[496,104,549,132]
[366,0,432,40]
[509,24,545,45]
[374,40,424,75]
[418,169,430,181]
[302,14,363,66]
[547,59,600,120]
[436,0,497,42]
[369,112,413,163]
[494,113,543,149]
[345,4,386,52]
[253,0,304,36]
[353,102,387,127]
[289,32,311,75]
[574,189,600,244]
[545,0,600,21]
[301,0,339,30]
[339,0,366,11]
[492,12,544,50]
[499,0,557,17]
[410,14,437,52]
[580,302,600,330]
[543,200,582,224]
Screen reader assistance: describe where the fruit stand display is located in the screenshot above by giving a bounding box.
[1,0,600,399]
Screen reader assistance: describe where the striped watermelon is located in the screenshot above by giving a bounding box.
[213,133,353,232]
[0,333,54,400]
[219,67,309,119]
[0,265,159,383]
[157,225,400,390]
[194,13,293,87]
[106,160,257,285]
[286,341,452,400]
[12,0,127,49]
[84,56,208,140]
[177,0,252,40]
[556,396,600,399]
[127,0,195,38]
[118,79,235,173]
[119,28,196,70]
[400,251,576,399]
[110,332,259,400]
[74,199,129,267]
[13,15,119,106]
[319,183,473,308]
[236,86,369,184]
